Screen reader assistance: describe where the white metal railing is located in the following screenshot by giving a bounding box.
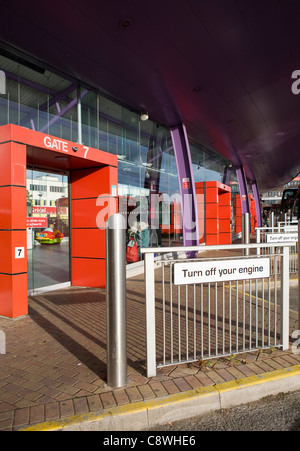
[256,225,298,274]
[141,243,293,378]
[268,212,298,228]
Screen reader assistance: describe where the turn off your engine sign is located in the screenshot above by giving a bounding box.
[173,258,270,286]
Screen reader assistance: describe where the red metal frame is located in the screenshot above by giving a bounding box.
[195,181,232,246]
[0,125,118,318]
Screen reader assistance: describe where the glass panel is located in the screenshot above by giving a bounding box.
[81,90,99,148]
[0,51,233,263]
[190,141,227,183]
[159,138,182,247]
[190,140,230,244]
[27,168,70,293]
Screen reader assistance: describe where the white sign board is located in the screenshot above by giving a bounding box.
[15,247,25,259]
[266,233,298,243]
[284,226,298,233]
[173,258,270,286]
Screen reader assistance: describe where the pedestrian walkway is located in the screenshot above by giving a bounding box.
[0,271,299,431]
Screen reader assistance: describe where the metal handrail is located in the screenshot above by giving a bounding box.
[141,242,294,254]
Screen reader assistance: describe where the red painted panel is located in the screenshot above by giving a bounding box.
[219,192,231,206]
[219,219,231,233]
[219,205,231,220]
[205,204,219,219]
[0,141,26,186]
[72,229,106,259]
[0,186,27,230]
[72,197,118,229]
[0,274,28,318]
[0,231,27,274]
[206,234,219,245]
[12,274,28,318]
[206,219,219,234]
[205,187,218,203]
[219,233,232,245]
[72,258,106,288]
[71,166,118,200]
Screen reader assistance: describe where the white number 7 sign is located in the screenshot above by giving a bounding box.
[15,247,25,259]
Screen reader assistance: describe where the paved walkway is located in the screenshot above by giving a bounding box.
[0,269,299,431]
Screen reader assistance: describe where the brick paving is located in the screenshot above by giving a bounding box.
[0,272,299,431]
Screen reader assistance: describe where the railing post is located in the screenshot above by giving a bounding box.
[281,246,290,351]
[270,212,275,231]
[256,228,261,256]
[144,252,157,377]
[242,213,250,256]
[106,214,127,388]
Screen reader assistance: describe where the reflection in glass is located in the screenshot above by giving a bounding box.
[27,168,70,293]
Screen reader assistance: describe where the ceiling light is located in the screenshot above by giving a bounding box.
[120,18,133,28]
[193,85,204,92]
[140,112,149,121]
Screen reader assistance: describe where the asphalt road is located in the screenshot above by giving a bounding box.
[150,390,300,431]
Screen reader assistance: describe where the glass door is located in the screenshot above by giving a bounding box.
[27,168,70,294]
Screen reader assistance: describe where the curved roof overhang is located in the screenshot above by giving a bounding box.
[0,0,300,190]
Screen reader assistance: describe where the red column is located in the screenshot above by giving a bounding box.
[195,183,205,244]
[233,195,242,235]
[0,141,27,318]
[195,181,232,245]
[219,187,232,245]
[71,165,118,288]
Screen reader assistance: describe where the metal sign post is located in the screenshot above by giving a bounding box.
[105,214,127,388]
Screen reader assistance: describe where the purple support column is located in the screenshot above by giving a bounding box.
[251,181,263,228]
[236,165,250,215]
[170,124,199,257]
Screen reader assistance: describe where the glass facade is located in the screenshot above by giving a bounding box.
[190,140,227,184]
[0,52,235,252]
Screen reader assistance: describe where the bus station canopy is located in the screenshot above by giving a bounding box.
[0,0,300,190]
